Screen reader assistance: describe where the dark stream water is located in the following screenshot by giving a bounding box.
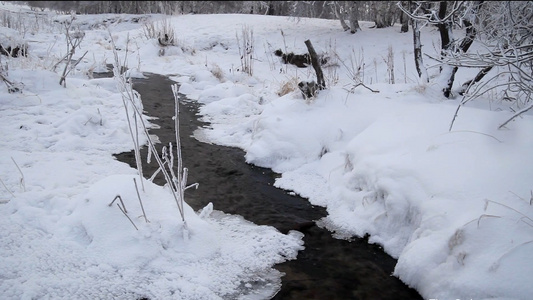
[109,72,423,300]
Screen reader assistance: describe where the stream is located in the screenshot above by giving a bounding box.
[110,72,423,300]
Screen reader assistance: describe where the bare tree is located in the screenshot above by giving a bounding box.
[398,1,484,96]
[399,1,429,82]
[445,1,533,129]
[348,2,362,33]
[439,1,484,98]
[371,1,397,28]
[330,1,351,31]
[330,1,361,33]
[399,1,409,32]
[53,13,87,88]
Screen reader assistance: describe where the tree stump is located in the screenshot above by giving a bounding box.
[298,81,318,100]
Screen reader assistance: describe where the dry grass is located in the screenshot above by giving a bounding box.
[209,63,224,82]
[277,77,299,96]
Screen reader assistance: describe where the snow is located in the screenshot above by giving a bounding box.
[1,2,532,300]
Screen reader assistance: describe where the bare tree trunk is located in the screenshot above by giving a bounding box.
[267,1,275,15]
[304,39,326,90]
[373,1,395,28]
[437,1,451,53]
[441,65,458,98]
[458,66,493,95]
[442,1,483,98]
[412,15,428,82]
[332,1,350,31]
[348,2,361,33]
[437,1,455,98]
[400,1,409,33]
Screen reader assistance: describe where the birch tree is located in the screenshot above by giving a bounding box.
[398,1,483,96]
[398,1,430,82]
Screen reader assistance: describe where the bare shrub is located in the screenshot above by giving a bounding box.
[0,7,61,36]
[236,25,254,76]
[142,16,176,46]
[51,13,87,88]
[110,32,197,231]
[335,46,378,97]
[335,47,365,84]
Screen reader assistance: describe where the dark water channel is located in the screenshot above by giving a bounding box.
[109,72,422,300]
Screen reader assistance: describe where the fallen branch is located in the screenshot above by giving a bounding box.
[348,82,379,93]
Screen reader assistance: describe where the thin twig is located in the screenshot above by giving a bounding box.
[59,16,85,87]
[498,103,533,129]
[162,144,179,192]
[449,78,477,131]
[116,203,138,231]
[344,82,379,95]
[0,72,21,93]
[51,52,71,71]
[10,157,25,192]
[149,166,163,182]
[355,82,379,93]
[445,130,502,143]
[485,199,533,224]
[109,30,145,192]
[108,195,127,213]
[490,240,533,271]
[184,183,199,191]
[477,214,501,228]
[133,178,149,223]
[112,63,185,222]
[63,50,88,79]
[0,178,15,197]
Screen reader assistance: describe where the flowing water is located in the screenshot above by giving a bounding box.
[110,72,422,300]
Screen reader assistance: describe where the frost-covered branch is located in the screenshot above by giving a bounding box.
[398,1,484,96]
[397,1,467,25]
[499,103,533,129]
[109,32,188,223]
[447,1,533,129]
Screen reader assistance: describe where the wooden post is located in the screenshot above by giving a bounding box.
[304,39,326,90]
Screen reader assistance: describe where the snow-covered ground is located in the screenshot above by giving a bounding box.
[1,3,532,300]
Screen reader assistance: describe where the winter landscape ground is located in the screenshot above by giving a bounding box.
[0,2,532,300]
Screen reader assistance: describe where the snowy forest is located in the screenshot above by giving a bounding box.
[1,1,532,299]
